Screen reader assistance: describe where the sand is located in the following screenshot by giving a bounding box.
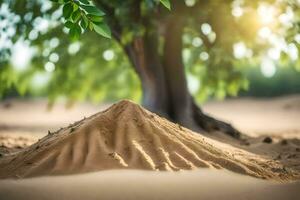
[0,100,299,180]
[0,97,300,200]
[0,169,300,200]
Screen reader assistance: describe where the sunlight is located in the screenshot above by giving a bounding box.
[10,40,34,71]
[49,53,59,63]
[201,23,212,35]
[260,57,276,78]
[192,37,202,47]
[267,48,281,60]
[185,0,196,7]
[30,72,51,89]
[49,38,60,48]
[258,27,272,39]
[68,42,81,55]
[103,49,115,61]
[295,34,300,44]
[44,61,55,72]
[287,43,298,61]
[279,7,294,27]
[199,52,209,61]
[257,4,276,25]
[187,74,199,94]
[233,42,247,59]
[232,6,243,18]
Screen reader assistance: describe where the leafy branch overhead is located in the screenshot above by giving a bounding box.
[51,0,111,39]
[51,0,171,40]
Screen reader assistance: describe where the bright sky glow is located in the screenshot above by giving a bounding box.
[258,27,272,39]
[279,7,294,27]
[28,30,39,40]
[267,48,281,60]
[201,23,212,35]
[295,34,300,44]
[257,4,276,25]
[192,37,202,47]
[261,57,276,78]
[187,74,199,94]
[233,42,246,59]
[103,50,115,61]
[199,52,209,61]
[287,43,298,61]
[207,32,216,43]
[231,0,244,18]
[44,61,55,72]
[232,6,243,17]
[10,40,35,71]
[49,52,59,63]
[183,48,191,63]
[68,42,81,55]
[30,72,51,89]
[185,0,196,7]
[49,38,60,48]
[34,17,50,34]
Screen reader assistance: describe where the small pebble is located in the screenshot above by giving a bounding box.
[70,127,75,133]
[262,137,272,144]
[281,139,288,145]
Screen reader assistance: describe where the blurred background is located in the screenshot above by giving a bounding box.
[0,0,300,148]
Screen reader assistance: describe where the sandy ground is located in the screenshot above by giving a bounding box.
[0,96,300,199]
[1,95,300,137]
[1,170,300,200]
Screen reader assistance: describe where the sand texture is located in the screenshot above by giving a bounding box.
[0,100,299,180]
[1,170,300,200]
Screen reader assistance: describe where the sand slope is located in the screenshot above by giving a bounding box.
[0,100,298,180]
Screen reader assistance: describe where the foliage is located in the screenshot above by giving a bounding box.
[241,66,300,97]
[0,0,299,103]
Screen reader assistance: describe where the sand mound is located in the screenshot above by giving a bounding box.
[0,100,298,180]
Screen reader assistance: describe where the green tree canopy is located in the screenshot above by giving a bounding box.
[0,0,299,104]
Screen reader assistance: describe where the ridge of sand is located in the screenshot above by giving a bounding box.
[0,100,298,180]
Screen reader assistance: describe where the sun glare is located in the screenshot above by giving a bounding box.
[10,40,34,71]
[257,4,276,25]
[261,57,276,78]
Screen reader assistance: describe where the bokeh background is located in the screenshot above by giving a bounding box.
[0,0,300,146]
[0,0,300,104]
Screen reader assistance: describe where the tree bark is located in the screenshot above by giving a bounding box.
[121,20,240,138]
[162,16,197,129]
[123,29,169,117]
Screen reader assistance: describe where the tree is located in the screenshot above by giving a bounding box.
[0,0,299,138]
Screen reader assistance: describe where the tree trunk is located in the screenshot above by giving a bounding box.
[162,16,197,129]
[123,29,169,117]
[122,21,240,138]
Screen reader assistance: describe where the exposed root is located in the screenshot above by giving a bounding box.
[192,101,241,139]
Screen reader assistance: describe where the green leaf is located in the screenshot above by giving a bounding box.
[81,5,105,16]
[160,0,171,10]
[69,24,81,40]
[88,22,94,30]
[73,3,79,11]
[65,20,74,28]
[87,14,103,22]
[82,15,89,27]
[71,10,81,22]
[93,22,111,38]
[63,2,73,19]
[80,18,88,29]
